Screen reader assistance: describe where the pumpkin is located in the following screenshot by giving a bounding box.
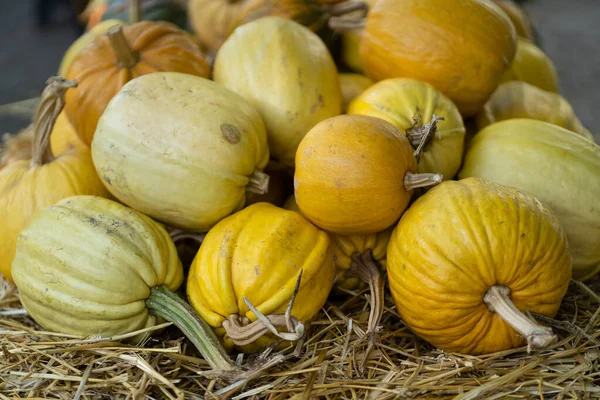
[339,0,376,72]
[85,0,109,29]
[477,81,593,141]
[92,72,270,231]
[294,114,442,235]
[11,195,238,372]
[0,78,110,282]
[213,17,342,168]
[58,19,122,77]
[459,119,600,280]
[388,177,571,354]
[101,0,189,29]
[188,0,247,54]
[502,37,559,93]
[187,202,336,352]
[65,22,211,146]
[339,73,373,113]
[333,0,517,116]
[348,78,466,179]
[493,0,534,41]
[246,167,292,207]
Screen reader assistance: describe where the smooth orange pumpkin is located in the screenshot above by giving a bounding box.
[502,38,559,93]
[294,114,442,235]
[65,22,211,145]
[338,0,517,116]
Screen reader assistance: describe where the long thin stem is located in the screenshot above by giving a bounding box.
[404,172,443,191]
[483,285,557,352]
[146,286,237,371]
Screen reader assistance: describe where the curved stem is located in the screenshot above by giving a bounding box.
[404,172,443,191]
[328,1,369,18]
[407,113,445,158]
[328,16,365,33]
[108,25,139,69]
[246,170,270,195]
[483,285,557,352]
[167,227,206,245]
[30,77,77,167]
[146,285,237,371]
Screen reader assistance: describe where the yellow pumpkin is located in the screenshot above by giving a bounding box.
[58,19,122,77]
[213,16,342,168]
[50,111,88,154]
[477,81,593,141]
[92,72,269,232]
[388,178,571,354]
[1,132,33,170]
[493,0,534,41]
[12,195,238,372]
[0,78,110,282]
[346,0,517,116]
[339,73,373,113]
[502,37,559,93]
[187,202,336,352]
[460,119,600,280]
[188,0,247,54]
[294,114,442,235]
[339,0,377,72]
[348,78,466,179]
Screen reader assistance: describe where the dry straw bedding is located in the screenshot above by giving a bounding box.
[0,274,599,399]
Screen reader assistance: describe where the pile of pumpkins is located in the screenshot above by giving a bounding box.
[1,0,599,378]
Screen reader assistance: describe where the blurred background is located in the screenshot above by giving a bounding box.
[0,0,599,141]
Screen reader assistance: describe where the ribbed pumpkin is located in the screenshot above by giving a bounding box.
[339,73,373,112]
[294,114,442,235]
[388,178,571,354]
[65,22,211,146]
[188,0,247,54]
[493,0,534,41]
[58,19,122,77]
[348,78,466,179]
[12,195,238,372]
[477,81,593,141]
[0,78,110,282]
[337,0,517,116]
[92,72,270,232]
[214,17,342,167]
[187,202,336,352]
[460,119,600,280]
[502,38,559,93]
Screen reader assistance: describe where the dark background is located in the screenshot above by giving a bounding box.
[0,0,599,141]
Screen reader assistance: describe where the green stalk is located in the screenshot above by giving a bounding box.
[146,285,237,371]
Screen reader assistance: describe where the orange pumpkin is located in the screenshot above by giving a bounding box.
[336,0,517,116]
[65,22,211,146]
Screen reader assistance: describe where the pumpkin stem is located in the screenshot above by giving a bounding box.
[167,227,206,245]
[146,285,237,372]
[128,0,142,24]
[407,113,445,158]
[30,77,77,167]
[108,25,139,69]
[348,250,385,374]
[483,285,557,352]
[246,170,270,195]
[404,172,443,191]
[327,1,369,18]
[328,16,365,33]
[222,271,305,347]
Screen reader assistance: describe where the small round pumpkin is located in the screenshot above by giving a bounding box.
[460,119,600,280]
[213,17,342,168]
[388,177,571,354]
[339,73,373,113]
[502,37,559,93]
[65,21,211,146]
[187,202,336,352]
[294,114,442,235]
[92,72,270,232]
[0,78,110,282]
[188,0,247,54]
[339,0,517,116]
[477,81,593,140]
[348,78,466,179]
[493,0,534,41]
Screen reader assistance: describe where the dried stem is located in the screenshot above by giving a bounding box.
[328,16,366,33]
[128,0,142,24]
[328,1,369,18]
[30,77,77,167]
[167,227,206,245]
[246,170,270,195]
[108,25,139,69]
[404,171,443,191]
[407,113,445,158]
[484,285,557,352]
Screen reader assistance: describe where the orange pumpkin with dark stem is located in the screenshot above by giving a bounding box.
[65,21,210,146]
